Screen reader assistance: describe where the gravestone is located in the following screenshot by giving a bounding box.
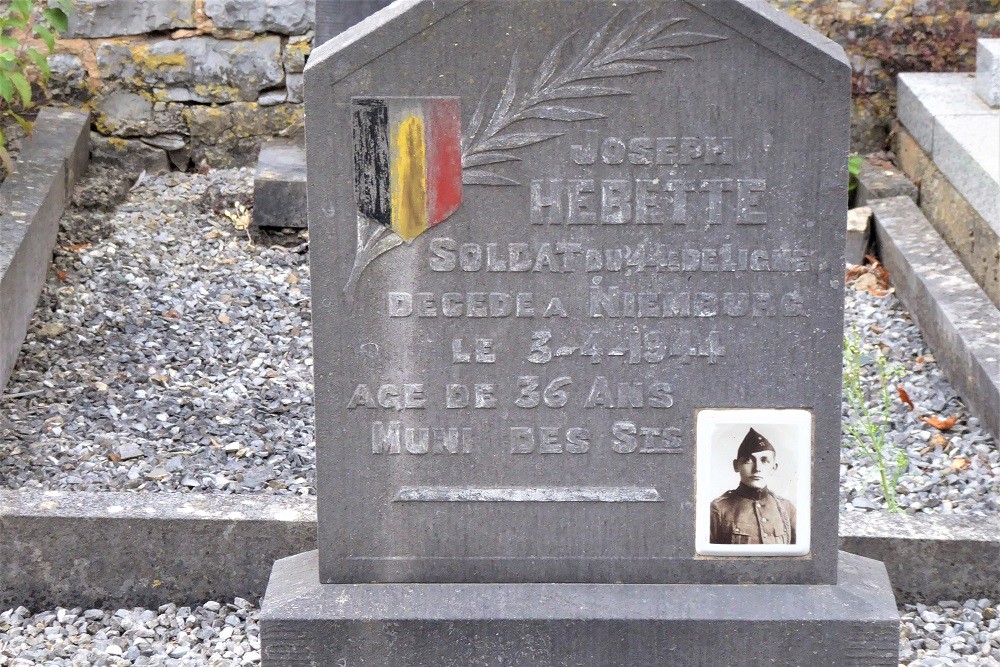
[315,0,394,45]
[261,1,900,664]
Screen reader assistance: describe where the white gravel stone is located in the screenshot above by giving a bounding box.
[0,599,261,665]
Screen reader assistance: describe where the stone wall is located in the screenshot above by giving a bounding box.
[42,0,1000,169]
[47,0,313,170]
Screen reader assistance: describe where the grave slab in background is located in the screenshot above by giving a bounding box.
[252,138,307,228]
[0,490,315,610]
[0,108,90,392]
[977,38,1000,108]
[855,160,918,207]
[840,511,1000,605]
[870,196,1000,441]
[314,0,393,45]
[897,71,1000,237]
[894,127,1000,309]
[848,160,919,266]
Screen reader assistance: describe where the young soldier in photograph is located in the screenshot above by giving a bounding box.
[709,428,796,545]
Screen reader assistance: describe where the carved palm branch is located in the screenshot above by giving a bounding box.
[344,213,403,297]
[462,10,725,185]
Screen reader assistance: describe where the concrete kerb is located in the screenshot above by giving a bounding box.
[0,107,90,392]
[0,490,316,610]
[870,196,1000,441]
[2,489,998,609]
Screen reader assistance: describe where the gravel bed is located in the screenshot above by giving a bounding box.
[0,167,997,513]
[0,168,314,496]
[2,598,998,665]
[900,598,1000,665]
[0,598,260,666]
[840,281,999,515]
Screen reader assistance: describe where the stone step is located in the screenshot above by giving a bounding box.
[252,137,307,229]
[897,70,999,241]
[870,196,1000,442]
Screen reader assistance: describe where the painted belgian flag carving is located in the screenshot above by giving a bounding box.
[352,97,463,242]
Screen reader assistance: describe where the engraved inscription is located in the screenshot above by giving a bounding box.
[428,239,815,274]
[372,422,474,454]
[452,337,496,363]
[388,291,567,318]
[530,178,766,226]
[527,328,725,365]
[571,132,735,166]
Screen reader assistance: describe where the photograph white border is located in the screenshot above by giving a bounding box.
[695,408,812,557]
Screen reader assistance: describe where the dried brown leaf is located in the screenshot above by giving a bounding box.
[920,415,958,431]
[897,385,914,411]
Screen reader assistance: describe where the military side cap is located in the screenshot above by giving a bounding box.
[736,428,775,460]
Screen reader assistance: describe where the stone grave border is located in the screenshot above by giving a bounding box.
[2,117,996,614]
[853,156,1000,442]
[1,107,91,392]
[2,489,997,609]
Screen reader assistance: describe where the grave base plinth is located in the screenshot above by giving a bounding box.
[260,550,898,667]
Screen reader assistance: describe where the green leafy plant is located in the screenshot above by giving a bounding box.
[843,326,909,511]
[0,0,72,173]
[848,154,863,193]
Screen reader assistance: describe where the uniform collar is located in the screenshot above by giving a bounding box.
[734,483,771,501]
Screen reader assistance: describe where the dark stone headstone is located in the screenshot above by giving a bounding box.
[261,1,899,664]
[308,0,849,586]
[314,0,393,45]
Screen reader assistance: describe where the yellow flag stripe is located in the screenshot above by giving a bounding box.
[390,114,427,241]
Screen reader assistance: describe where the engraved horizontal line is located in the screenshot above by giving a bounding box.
[392,486,663,503]
[346,555,688,561]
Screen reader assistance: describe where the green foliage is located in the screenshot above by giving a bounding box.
[848,154,863,193]
[0,0,72,173]
[843,327,909,512]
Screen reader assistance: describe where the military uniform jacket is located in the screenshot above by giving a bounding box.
[709,484,796,545]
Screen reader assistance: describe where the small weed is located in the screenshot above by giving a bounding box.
[848,155,863,192]
[223,202,254,247]
[843,326,909,511]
